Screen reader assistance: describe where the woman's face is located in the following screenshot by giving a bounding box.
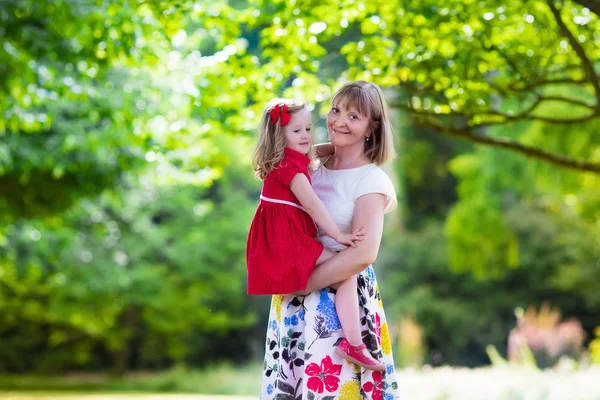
[326,99,370,148]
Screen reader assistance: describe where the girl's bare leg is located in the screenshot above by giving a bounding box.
[332,275,362,346]
[333,276,384,367]
[295,248,381,367]
[299,248,363,346]
[315,247,336,265]
[293,248,337,296]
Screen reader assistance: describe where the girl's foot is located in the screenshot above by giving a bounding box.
[335,338,386,372]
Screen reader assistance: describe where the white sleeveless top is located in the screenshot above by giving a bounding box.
[311,162,397,251]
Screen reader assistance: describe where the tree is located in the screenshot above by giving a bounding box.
[378,202,600,366]
[0,137,259,374]
[231,0,600,172]
[0,0,191,218]
[2,0,598,373]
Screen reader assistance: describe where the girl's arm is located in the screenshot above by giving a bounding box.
[313,142,334,158]
[289,174,364,247]
[302,193,386,292]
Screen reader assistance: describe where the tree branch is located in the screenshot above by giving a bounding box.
[533,95,596,109]
[478,112,597,125]
[490,45,523,77]
[508,78,590,92]
[571,0,600,16]
[389,103,600,173]
[419,117,600,173]
[391,101,598,126]
[547,63,587,75]
[547,0,600,104]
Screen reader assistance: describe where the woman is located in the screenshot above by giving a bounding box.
[260,81,400,399]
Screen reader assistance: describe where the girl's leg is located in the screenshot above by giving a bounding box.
[293,248,337,296]
[315,248,336,265]
[333,276,385,371]
[332,276,362,345]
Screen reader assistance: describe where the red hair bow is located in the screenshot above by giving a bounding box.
[269,103,291,127]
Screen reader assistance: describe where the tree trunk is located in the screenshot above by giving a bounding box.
[110,307,140,377]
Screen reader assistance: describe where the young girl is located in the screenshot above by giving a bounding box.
[246,98,385,371]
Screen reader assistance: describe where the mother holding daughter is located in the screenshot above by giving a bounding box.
[249,81,400,399]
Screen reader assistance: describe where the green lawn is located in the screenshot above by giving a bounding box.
[2,364,600,400]
[0,365,262,396]
[0,395,255,400]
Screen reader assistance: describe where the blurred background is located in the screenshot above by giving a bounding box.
[0,0,599,399]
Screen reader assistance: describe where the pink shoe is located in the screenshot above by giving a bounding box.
[335,338,386,372]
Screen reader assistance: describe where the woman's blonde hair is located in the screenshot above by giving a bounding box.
[331,81,396,165]
[252,99,308,180]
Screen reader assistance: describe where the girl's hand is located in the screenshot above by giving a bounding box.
[335,227,365,248]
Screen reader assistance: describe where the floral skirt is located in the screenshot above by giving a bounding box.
[260,265,400,399]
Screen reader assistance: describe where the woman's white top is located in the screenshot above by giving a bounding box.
[311,162,398,251]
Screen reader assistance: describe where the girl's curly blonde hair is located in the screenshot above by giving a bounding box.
[252,98,310,180]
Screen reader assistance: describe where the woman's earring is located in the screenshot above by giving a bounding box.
[366,136,370,142]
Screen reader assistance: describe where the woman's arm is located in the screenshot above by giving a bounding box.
[302,193,386,292]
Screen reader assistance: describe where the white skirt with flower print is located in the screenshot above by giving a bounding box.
[260,266,401,400]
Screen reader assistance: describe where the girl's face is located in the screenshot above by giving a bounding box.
[326,99,370,148]
[284,107,313,155]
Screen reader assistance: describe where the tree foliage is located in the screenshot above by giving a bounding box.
[1,0,599,372]
[0,138,258,374]
[237,0,600,171]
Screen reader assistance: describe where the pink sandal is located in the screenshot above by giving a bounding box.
[335,338,386,372]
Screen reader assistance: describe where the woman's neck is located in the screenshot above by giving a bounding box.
[328,145,370,170]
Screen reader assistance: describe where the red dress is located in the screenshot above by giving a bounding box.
[246,148,325,294]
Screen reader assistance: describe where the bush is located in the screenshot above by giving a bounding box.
[508,304,586,368]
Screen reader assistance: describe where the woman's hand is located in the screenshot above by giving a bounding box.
[313,142,334,157]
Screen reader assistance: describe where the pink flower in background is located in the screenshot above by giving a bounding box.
[508,304,586,367]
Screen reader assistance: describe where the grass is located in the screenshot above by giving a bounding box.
[0,396,254,399]
[0,364,262,396]
[2,363,600,399]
